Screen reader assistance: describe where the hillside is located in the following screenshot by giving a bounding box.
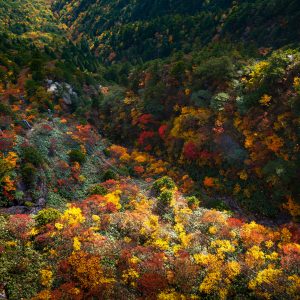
[0,0,101,87]
[53,0,300,62]
[0,0,62,39]
[50,0,300,220]
[97,47,300,219]
[0,0,300,299]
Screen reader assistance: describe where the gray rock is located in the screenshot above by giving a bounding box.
[30,207,42,214]
[36,197,46,207]
[47,81,77,105]
[4,206,27,214]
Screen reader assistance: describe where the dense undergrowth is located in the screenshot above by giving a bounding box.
[1,176,299,299]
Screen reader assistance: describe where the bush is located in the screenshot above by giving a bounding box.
[24,201,34,208]
[206,198,229,211]
[210,92,230,111]
[0,245,44,299]
[186,196,200,209]
[21,146,43,167]
[46,192,67,208]
[35,208,61,227]
[15,190,24,201]
[0,102,13,116]
[153,176,176,195]
[118,166,130,176]
[158,189,173,207]
[88,184,108,196]
[191,90,212,107]
[68,149,86,164]
[21,163,37,187]
[103,148,111,157]
[102,169,118,181]
[25,79,39,97]
[0,158,10,182]
[194,55,234,85]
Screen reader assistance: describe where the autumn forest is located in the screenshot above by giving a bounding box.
[0,0,299,299]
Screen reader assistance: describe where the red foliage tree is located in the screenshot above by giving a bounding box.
[138,131,155,146]
[0,130,15,151]
[72,124,99,147]
[227,217,244,228]
[183,141,199,160]
[158,124,167,139]
[7,214,33,239]
[138,272,168,296]
[281,243,300,271]
[138,114,154,126]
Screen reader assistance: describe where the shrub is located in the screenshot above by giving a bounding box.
[0,102,13,116]
[191,90,212,107]
[15,190,24,201]
[0,246,44,299]
[194,55,234,85]
[46,192,67,208]
[25,79,39,97]
[158,189,173,207]
[118,166,130,176]
[0,158,10,181]
[102,169,118,181]
[206,198,229,211]
[153,176,176,195]
[21,163,37,187]
[103,148,111,157]
[88,184,108,196]
[210,92,230,111]
[24,201,34,208]
[35,208,61,226]
[187,196,200,209]
[68,149,86,164]
[21,146,43,167]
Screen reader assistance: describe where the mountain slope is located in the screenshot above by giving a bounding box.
[2,0,300,218]
[0,1,300,299]
[0,0,64,44]
[0,0,102,104]
[53,0,300,62]
[0,0,106,207]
